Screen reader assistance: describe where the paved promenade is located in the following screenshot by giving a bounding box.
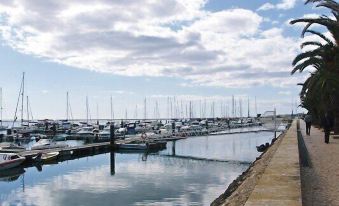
[300,121,339,206]
[244,120,302,206]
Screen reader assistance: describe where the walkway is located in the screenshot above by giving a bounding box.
[300,120,339,206]
[244,120,302,206]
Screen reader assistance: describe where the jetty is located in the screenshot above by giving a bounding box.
[244,120,301,206]
[213,119,302,206]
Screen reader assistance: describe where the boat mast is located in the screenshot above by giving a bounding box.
[28,97,33,121]
[96,102,99,124]
[110,95,114,121]
[255,96,257,116]
[21,72,25,126]
[144,97,146,120]
[26,96,29,124]
[247,96,250,118]
[86,96,89,125]
[66,92,69,121]
[232,95,235,118]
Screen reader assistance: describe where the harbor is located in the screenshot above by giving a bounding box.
[0,116,287,163]
[0,127,280,205]
[1,0,336,205]
[0,79,290,205]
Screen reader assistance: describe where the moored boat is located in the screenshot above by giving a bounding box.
[116,141,167,151]
[31,139,68,150]
[116,143,148,150]
[0,153,26,170]
[76,126,94,136]
[33,151,59,163]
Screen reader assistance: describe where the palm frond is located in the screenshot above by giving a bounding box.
[292,49,323,66]
[291,57,323,74]
[301,41,323,49]
[304,30,334,45]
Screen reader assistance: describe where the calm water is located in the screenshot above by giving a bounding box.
[0,132,276,206]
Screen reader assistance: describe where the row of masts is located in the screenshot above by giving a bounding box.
[8,72,262,123]
[160,96,258,119]
[2,72,301,123]
[65,95,259,122]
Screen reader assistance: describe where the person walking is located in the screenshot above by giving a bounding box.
[321,112,334,144]
[304,113,312,135]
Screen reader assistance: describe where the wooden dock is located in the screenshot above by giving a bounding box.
[20,142,112,160]
[1,137,169,163]
[0,127,284,166]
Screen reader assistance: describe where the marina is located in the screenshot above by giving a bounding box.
[0,0,328,204]
[0,71,291,205]
[0,129,278,205]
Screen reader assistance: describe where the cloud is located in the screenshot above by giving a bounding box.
[257,3,275,11]
[0,1,302,88]
[258,0,298,11]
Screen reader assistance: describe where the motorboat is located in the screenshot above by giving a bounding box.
[116,143,148,150]
[98,127,112,139]
[0,153,26,170]
[31,139,68,150]
[33,151,59,163]
[76,126,94,136]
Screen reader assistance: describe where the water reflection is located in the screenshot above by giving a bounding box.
[0,132,275,206]
[0,153,247,206]
[110,151,115,175]
[161,132,275,162]
[0,167,25,182]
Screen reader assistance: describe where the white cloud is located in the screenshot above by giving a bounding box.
[258,0,298,11]
[0,0,302,88]
[276,0,298,10]
[257,3,275,11]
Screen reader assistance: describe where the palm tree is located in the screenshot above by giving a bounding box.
[290,0,339,132]
[291,0,339,44]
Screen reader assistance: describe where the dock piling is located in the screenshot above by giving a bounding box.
[110,151,115,175]
[110,123,115,149]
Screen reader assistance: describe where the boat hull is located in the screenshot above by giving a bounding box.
[0,157,25,171]
[31,144,67,150]
[33,152,59,163]
[117,143,148,150]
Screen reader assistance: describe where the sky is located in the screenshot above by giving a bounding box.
[0,0,329,120]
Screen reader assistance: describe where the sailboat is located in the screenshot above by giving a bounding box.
[76,96,95,137]
[10,73,36,139]
[58,92,73,132]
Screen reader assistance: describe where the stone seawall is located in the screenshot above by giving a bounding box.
[212,120,301,206]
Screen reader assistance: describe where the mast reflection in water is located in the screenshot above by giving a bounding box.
[0,131,275,206]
